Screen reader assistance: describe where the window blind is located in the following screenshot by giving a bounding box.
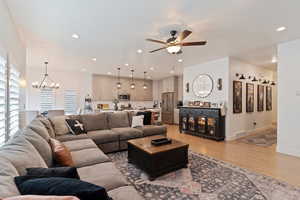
[40,88,54,112]
[0,56,6,144]
[8,66,20,137]
[64,90,77,115]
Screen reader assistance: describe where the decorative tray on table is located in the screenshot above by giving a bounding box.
[151,138,172,146]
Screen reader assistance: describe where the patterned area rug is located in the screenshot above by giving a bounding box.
[108,151,300,200]
[238,129,277,147]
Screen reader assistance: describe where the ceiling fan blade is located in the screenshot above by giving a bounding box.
[176,30,192,42]
[180,41,207,46]
[146,38,167,44]
[149,47,167,53]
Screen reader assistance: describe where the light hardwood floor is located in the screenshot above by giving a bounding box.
[166,125,300,187]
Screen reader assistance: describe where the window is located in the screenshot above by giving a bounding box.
[8,67,20,137]
[40,88,55,112]
[64,90,77,115]
[0,56,6,144]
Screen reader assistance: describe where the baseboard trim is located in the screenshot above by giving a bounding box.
[226,125,274,141]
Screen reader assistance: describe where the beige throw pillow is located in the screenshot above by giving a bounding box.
[49,116,70,136]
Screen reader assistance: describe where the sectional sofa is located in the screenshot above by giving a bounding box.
[0,111,167,199]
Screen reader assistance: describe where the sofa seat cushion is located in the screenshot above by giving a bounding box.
[63,139,97,152]
[78,162,128,191]
[0,135,47,175]
[70,148,110,168]
[80,113,109,131]
[137,125,167,137]
[56,134,89,142]
[87,130,119,144]
[108,186,143,200]
[22,128,53,167]
[107,112,130,128]
[111,127,143,140]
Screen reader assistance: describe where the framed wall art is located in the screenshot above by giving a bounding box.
[266,86,272,111]
[233,81,242,113]
[257,85,264,112]
[246,83,254,113]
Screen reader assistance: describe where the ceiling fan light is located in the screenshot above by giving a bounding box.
[167,45,181,54]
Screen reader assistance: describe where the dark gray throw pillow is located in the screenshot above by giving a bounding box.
[14,177,111,200]
[26,167,79,179]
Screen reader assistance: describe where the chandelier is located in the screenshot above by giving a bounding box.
[32,61,60,89]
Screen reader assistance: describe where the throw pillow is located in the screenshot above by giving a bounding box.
[49,116,70,136]
[49,139,74,167]
[65,119,86,135]
[26,167,79,179]
[131,115,144,128]
[3,195,79,200]
[14,177,111,200]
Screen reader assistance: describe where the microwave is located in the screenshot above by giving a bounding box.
[118,94,130,101]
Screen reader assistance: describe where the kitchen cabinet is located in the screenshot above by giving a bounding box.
[92,74,153,101]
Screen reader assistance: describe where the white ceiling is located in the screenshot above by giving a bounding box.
[5,0,300,79]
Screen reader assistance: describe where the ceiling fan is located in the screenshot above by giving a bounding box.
[146,30,207,54]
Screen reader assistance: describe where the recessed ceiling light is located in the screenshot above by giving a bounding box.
[125,63,129,66]
[81,68,87,72]
[92,58,97,61]
[276,26,286,32]
[178,59,183,63]
[72,34,80,39]
[137,49,143,54]
[271,57,277,63]
[107,72,112,75]
[149,67,154,71]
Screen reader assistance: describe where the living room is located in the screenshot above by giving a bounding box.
[1,0,300,200]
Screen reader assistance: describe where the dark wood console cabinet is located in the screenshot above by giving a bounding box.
[179,107,225,141]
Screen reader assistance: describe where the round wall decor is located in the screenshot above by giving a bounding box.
[192,74,214,98]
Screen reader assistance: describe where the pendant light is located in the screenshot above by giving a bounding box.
[32,61,60,89]
[270,81,276,86]
[130,69,135,89]
[116,67,121,89]
[143,71,147,89]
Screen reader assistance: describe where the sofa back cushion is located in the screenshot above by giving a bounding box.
[37,116,56,138]
[80,113,108,131]
[28,119,51,141]
[49,116,70,136]
[0,135,47,176]
[0,157,20,197]
[107,111,130,128]
[22,128,53,167]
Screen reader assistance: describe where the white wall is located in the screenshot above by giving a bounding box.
[183,57,230,105]
[182,57,276,140]
[277,39,300,157]
[0,0,26,108]
[26,67,92,111]
[227,58,276,140]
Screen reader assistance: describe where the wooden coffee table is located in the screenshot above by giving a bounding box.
[127,135,189,181]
